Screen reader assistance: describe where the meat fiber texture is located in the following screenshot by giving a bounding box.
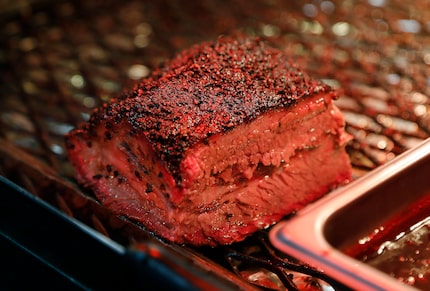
[66,37,352,246]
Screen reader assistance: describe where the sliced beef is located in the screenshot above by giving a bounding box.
[66,37,352,246]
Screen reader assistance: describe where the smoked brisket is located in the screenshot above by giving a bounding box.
[66,37,352,246]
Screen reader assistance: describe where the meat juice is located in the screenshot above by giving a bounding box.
[363,216,430,288]
[344,192,430,289]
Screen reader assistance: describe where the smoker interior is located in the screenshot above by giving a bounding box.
[2,0,430,290]
[324,146,430,254]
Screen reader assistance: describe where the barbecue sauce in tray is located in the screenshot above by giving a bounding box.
[343,192,430,289]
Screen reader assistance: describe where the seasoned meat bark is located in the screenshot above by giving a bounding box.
[66,37,352,246]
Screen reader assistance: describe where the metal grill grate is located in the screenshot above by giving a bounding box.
[1,0,430,290]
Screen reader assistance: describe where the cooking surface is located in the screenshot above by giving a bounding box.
[1,0,430,290]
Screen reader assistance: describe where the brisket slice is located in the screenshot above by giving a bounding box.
[66,37,352,246]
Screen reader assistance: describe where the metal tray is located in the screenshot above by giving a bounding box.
[270,138,430,290]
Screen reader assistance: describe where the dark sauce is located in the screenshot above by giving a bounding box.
[343,193,430,289]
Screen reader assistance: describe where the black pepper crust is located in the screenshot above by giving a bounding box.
[73,37,333,182]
